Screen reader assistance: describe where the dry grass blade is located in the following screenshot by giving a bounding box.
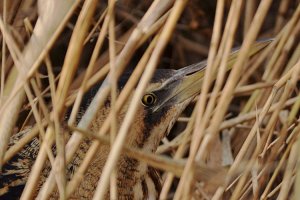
[0,0,78,170]
[93,0,188,198]
[37,1,175,199]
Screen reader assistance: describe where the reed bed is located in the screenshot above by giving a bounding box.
[0,0,300,199]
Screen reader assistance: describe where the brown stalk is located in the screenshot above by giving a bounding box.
[37,1,174,198]
[229,53,300,200]
[0,1,79,171]
[175,0,243,197]
[93,0,188,197]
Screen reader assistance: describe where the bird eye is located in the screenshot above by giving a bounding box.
[142,93,157,107]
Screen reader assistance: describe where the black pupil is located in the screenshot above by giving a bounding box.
[146,95,153,104]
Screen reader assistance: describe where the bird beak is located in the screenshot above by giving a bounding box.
[152,39,272,112]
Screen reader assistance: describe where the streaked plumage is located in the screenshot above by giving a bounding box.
[0,40,271,199]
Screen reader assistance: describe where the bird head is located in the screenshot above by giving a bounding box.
[130,65,206,152]
[87,40,272,153]
[117,40,272,152]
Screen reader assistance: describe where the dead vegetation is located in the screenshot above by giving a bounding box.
[0,0,300,199]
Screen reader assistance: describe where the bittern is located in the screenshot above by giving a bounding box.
[0,41,271,199]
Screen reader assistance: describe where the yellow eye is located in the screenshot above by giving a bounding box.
[142,93,157,107]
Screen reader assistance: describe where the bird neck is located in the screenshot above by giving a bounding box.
[71,141,160,199]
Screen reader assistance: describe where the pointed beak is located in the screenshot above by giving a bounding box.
[152,39,272,111]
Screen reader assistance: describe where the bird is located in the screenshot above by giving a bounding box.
[0,40,271,199]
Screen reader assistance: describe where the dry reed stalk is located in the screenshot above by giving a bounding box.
[175,0,245,196]
[93,0,188,198]
[160,0,224,197]
[160,109,197,199]
[20,1,97,199]
[261,134,295,199]
[273,137,297,200]
[37,1,175,199]
[68,3,110,126]
[274,0,291,33]
[0,12,57,179]
[230,58,300,200]
[65,23,160,200]
[0,1,79,173]
[107,0,118,198]
[243,1,255,38]
[3,121,46,163]
[69,8,171,92]
[203,0,273,157]
[55,1,98,198]
[0,0,7,99]
[68,125,224,183]
[157,93,297,156]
